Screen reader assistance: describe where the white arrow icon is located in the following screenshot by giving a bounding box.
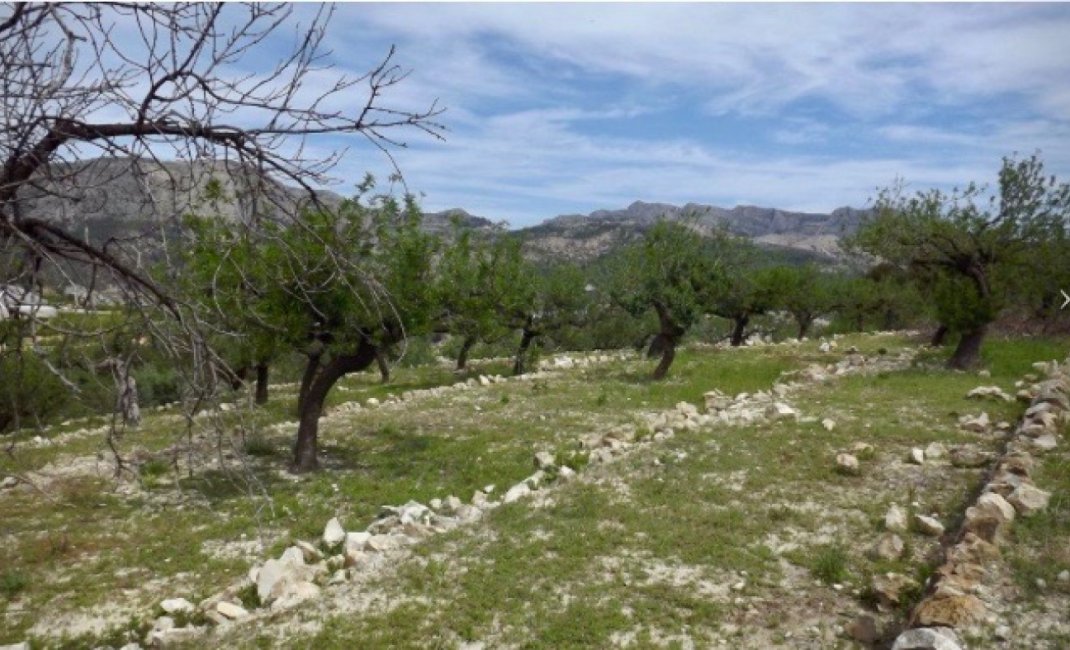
[1062,290,1070,310]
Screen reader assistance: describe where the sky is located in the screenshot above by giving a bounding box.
[194,4,1070,227]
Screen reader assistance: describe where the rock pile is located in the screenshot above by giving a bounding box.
[893,357,1066,648]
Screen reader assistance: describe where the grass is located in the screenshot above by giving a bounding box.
[2,332,1068,648]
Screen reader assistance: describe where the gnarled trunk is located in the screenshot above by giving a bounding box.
[947,325,986,370]
[930,324,949,347]
[796,314,813,340]
[375,347,390,384]
[513,327,537,376]
[456,336,476,371]
[230,365,249,391]
[730,314,749,347]
[254,362,269,405]
[293,339,378,473]
[651,303,685,379]
[297,349,322,417]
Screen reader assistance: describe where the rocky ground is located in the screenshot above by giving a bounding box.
[1,333,1068,649]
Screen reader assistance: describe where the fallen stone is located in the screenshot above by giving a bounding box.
[295,540,321,563]
[966,386,1013,402]
[835,453,860,475]
[844,615,879,645]
[821,418,836,432]
[885,504,909,532]
[279,546,305,566]
[215,601,249,620]
[160,597,194,615]
[949,446,991,468]
[913,594,986,627]
[1058,569,1069,583]
[502,482,532,504]
[924,442,946,460]
[557,465,576,480]
[365,533,404,552]
[872,572,918,611]
[1007,483,1051,516]
[534,451,556,469]
[975,492,1015,524]
[345,532,371,553]
[322,517,346,547]
[765,402,798,420]
[270,580,319,610]
[869,532,905,560]
[891,626,965,650]
[958,412,990,433]
[0,476,17,489]
[1031,433,1058,451]
[909,448,926,465]
[443,495,464,512]
[915,514,945,536]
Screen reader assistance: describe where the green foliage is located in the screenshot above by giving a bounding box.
[810,544,850,585]
[0,350,72,434]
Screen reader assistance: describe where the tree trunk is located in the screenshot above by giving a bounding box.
[293,340,378,473]
[230,365,249,391]
[375,347,390,384]
[254,362,269,405]
[730,315,749,347]
[297,350,321,417]
[856,314,865,332]
[456,336,476,371]
[947,326,986,370]
[651,302,685,379]
[930,324,949,347]
[796,316,813,340]
[513,328,536,376]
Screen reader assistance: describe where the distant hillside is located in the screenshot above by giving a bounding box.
[515,200,867,263]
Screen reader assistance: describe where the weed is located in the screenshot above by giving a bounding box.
[0,570,27,598]
[810,544,850,585]
[243,434,276,457]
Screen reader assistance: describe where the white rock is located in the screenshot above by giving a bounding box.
[270,580,320,610]
[256,559,291,603]
[344,531,371,553]
[885,505,908,532]
[215,601,249,620]
[534,451,556,469]
[443,495,463,512]
[958,412,990,433]
[279,546,305,566]
[966,386,1013,402]
[0,476,17,489]
[322,517,346,546]
[0,643,30,650]
[503,482,532,504]
[836,453,860,474]
[365,534,403,552]
[821,418,836,432]
[1057,569,1069,583]
[891,626,965,650]
[365,397,380,407]
[295,540,321,563]
[1008,483,1051,516]
[160,597,194,615]
[1031,434,1058,451]
[558,465,576,480]
[819,342,831,353]
[909,448,926,465]
[976,492,1016,523]
[924,442,946,460]
[766,402,799,420]
[914,514,945,536]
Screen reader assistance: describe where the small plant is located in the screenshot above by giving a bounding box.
[499,394,510,405]
[243,434,276,457]
[810,544,849,585]
[236,582,262,609]
[1,570,27,598]
[139,458,171,479]
[595,390,608,406]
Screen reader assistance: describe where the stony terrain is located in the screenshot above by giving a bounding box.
[1,333,1068,649]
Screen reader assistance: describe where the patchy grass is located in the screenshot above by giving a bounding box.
[2,334,1069,648]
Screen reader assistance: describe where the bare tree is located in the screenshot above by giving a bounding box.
[0,3,443,466]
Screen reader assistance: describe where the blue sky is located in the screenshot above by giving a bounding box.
[288,3,1070,227]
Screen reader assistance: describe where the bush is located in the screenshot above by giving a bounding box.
[0,352,71,434]
[133,362,183,406]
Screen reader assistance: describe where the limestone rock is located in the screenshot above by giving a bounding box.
[885,504,909,532]
[502,482,532,504]
[891,627,965,650]
[1031,433,1058,451]
[966,386,1013,402]
[836,453,860,475]
[270,580,319,610]
[557,465,576,480]
[975,492,1015,524]
[949,446,991,468]
[160,597,194,615]
[869,532,905,560]
[844,615,878,644]
[958,412,990,433]
[1007,483,1051,516]
[909,448,926,465]
[821,418,836,432]
[322,517,346,547]
[913,594,986,627]
[215,601,249,620]
[344,532,371,553]
[872,572,918,611]
[534,451,556,469]
[765,402,798,420]
[295,540,321,563]
[0,476,17,490]
[924,442,946,460]
[915,514,945,536]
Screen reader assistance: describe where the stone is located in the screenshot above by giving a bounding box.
[703,390,731,412]
[1007,483,1051,516]
[835,453,860,475]
[975,492,1015,524]
[844,615,878,644]
[924,442,946,460]
[0,476,17,489]
[909,448,926,464]
[502,482,532,504]
[915,514,945,536]
[0,643,30,650]
[913,594,986,627]
[443,495,463,512]
[295,540,321,563]
[945,532,1000,565]
[1031,433,1058,451]
[365,397,380,407]
[344,531,371,553]
[256,559,295,603]
[160,597,194,615]
[1058,569,1069,583]
[270,580,319,610]
[534,451,556,469]
[885,504,909,532]
[322,517,346,547]
[891,626,965,650]
[819,341,831,353]
[949,446,991,468]
[557,465,576,480]
[279,546,305,566]
[215,601,249,620]
[821,418,836,432]
[958,412,990,433]
[365,533,403,552]
[966,386,1013,402]
[869,532,905,560]
[765,402,798,420]
[872,572,918,611]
